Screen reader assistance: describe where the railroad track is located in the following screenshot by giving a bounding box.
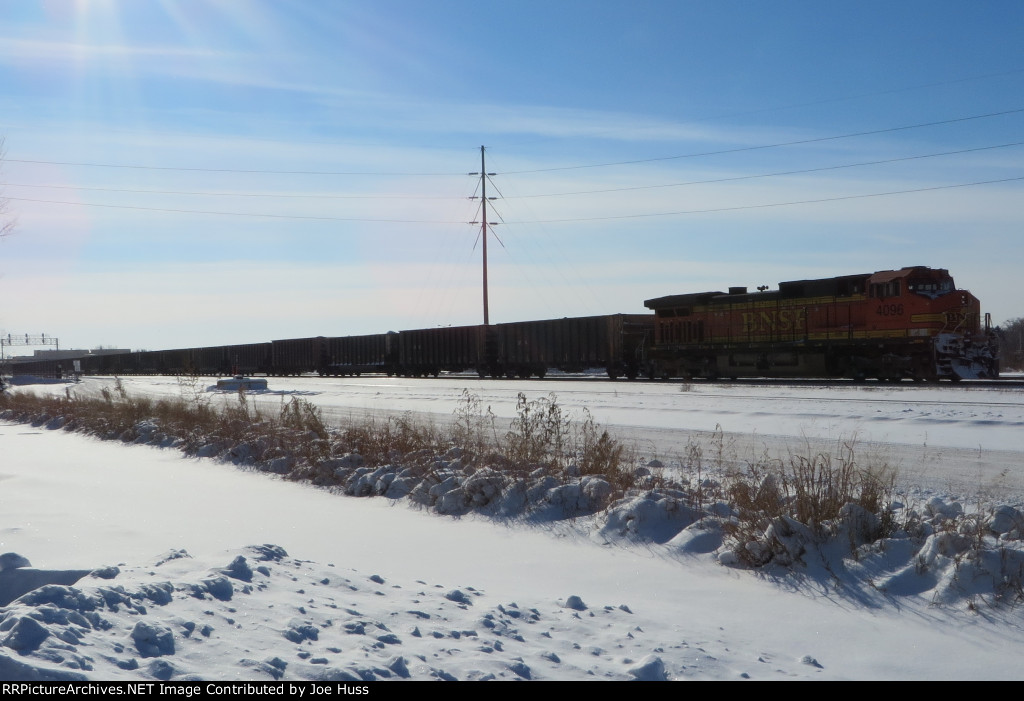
[337,373,1024,390]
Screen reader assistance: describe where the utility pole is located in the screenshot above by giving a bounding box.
[469,146,497,325]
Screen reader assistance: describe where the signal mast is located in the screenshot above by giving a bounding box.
[0,332,59,360]
[0,333,60,389]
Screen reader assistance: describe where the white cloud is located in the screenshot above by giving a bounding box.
[0,36,227,63]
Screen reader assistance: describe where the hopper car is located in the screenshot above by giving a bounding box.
[11,314,654,382]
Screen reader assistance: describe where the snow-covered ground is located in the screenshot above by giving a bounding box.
[64,373,1024,449]
[2,376,1024,680]
[54,374,1024,496]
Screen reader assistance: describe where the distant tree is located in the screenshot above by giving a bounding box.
[999,317,1024,371]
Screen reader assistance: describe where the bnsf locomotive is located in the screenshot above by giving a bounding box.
[9,266,1000,383]
[644,265,998,381]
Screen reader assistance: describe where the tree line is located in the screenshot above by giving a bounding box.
[999,317,1024,371]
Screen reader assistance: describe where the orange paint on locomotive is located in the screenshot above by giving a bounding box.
[644,267,997,380]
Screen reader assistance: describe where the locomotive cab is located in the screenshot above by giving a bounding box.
[904,268,955,299]
[869,267,956,303]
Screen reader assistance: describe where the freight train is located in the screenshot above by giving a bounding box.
[9,266,1000,383]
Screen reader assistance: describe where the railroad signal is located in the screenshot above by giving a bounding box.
[0,333,59,359]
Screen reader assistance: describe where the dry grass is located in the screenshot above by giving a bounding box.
[729,439,895,527]
[335,412,442,467]
[0,384,635,491]
[0,381,329,461]
[724,437,898,565]
[2,383,903,560]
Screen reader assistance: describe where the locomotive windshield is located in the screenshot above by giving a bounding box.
[907,274,954,299]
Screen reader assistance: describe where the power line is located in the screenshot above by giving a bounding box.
[0,182,464,201]
[503,176,1024,224]
[502,107,1024,174]
[505,141,1024,199]
[8,141,1020,206]
[494,68,1024,149]
[4,159,463,177]
[9,176,1020,224]
[666,69,1024,124]
[4,196,470,224]
[8,109,1021,180]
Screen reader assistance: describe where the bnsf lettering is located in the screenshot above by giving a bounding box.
[741,308,806,334]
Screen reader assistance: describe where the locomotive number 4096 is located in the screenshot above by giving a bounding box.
[876,304,904,316]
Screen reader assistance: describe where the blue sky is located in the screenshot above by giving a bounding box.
[1,0,1021,350]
